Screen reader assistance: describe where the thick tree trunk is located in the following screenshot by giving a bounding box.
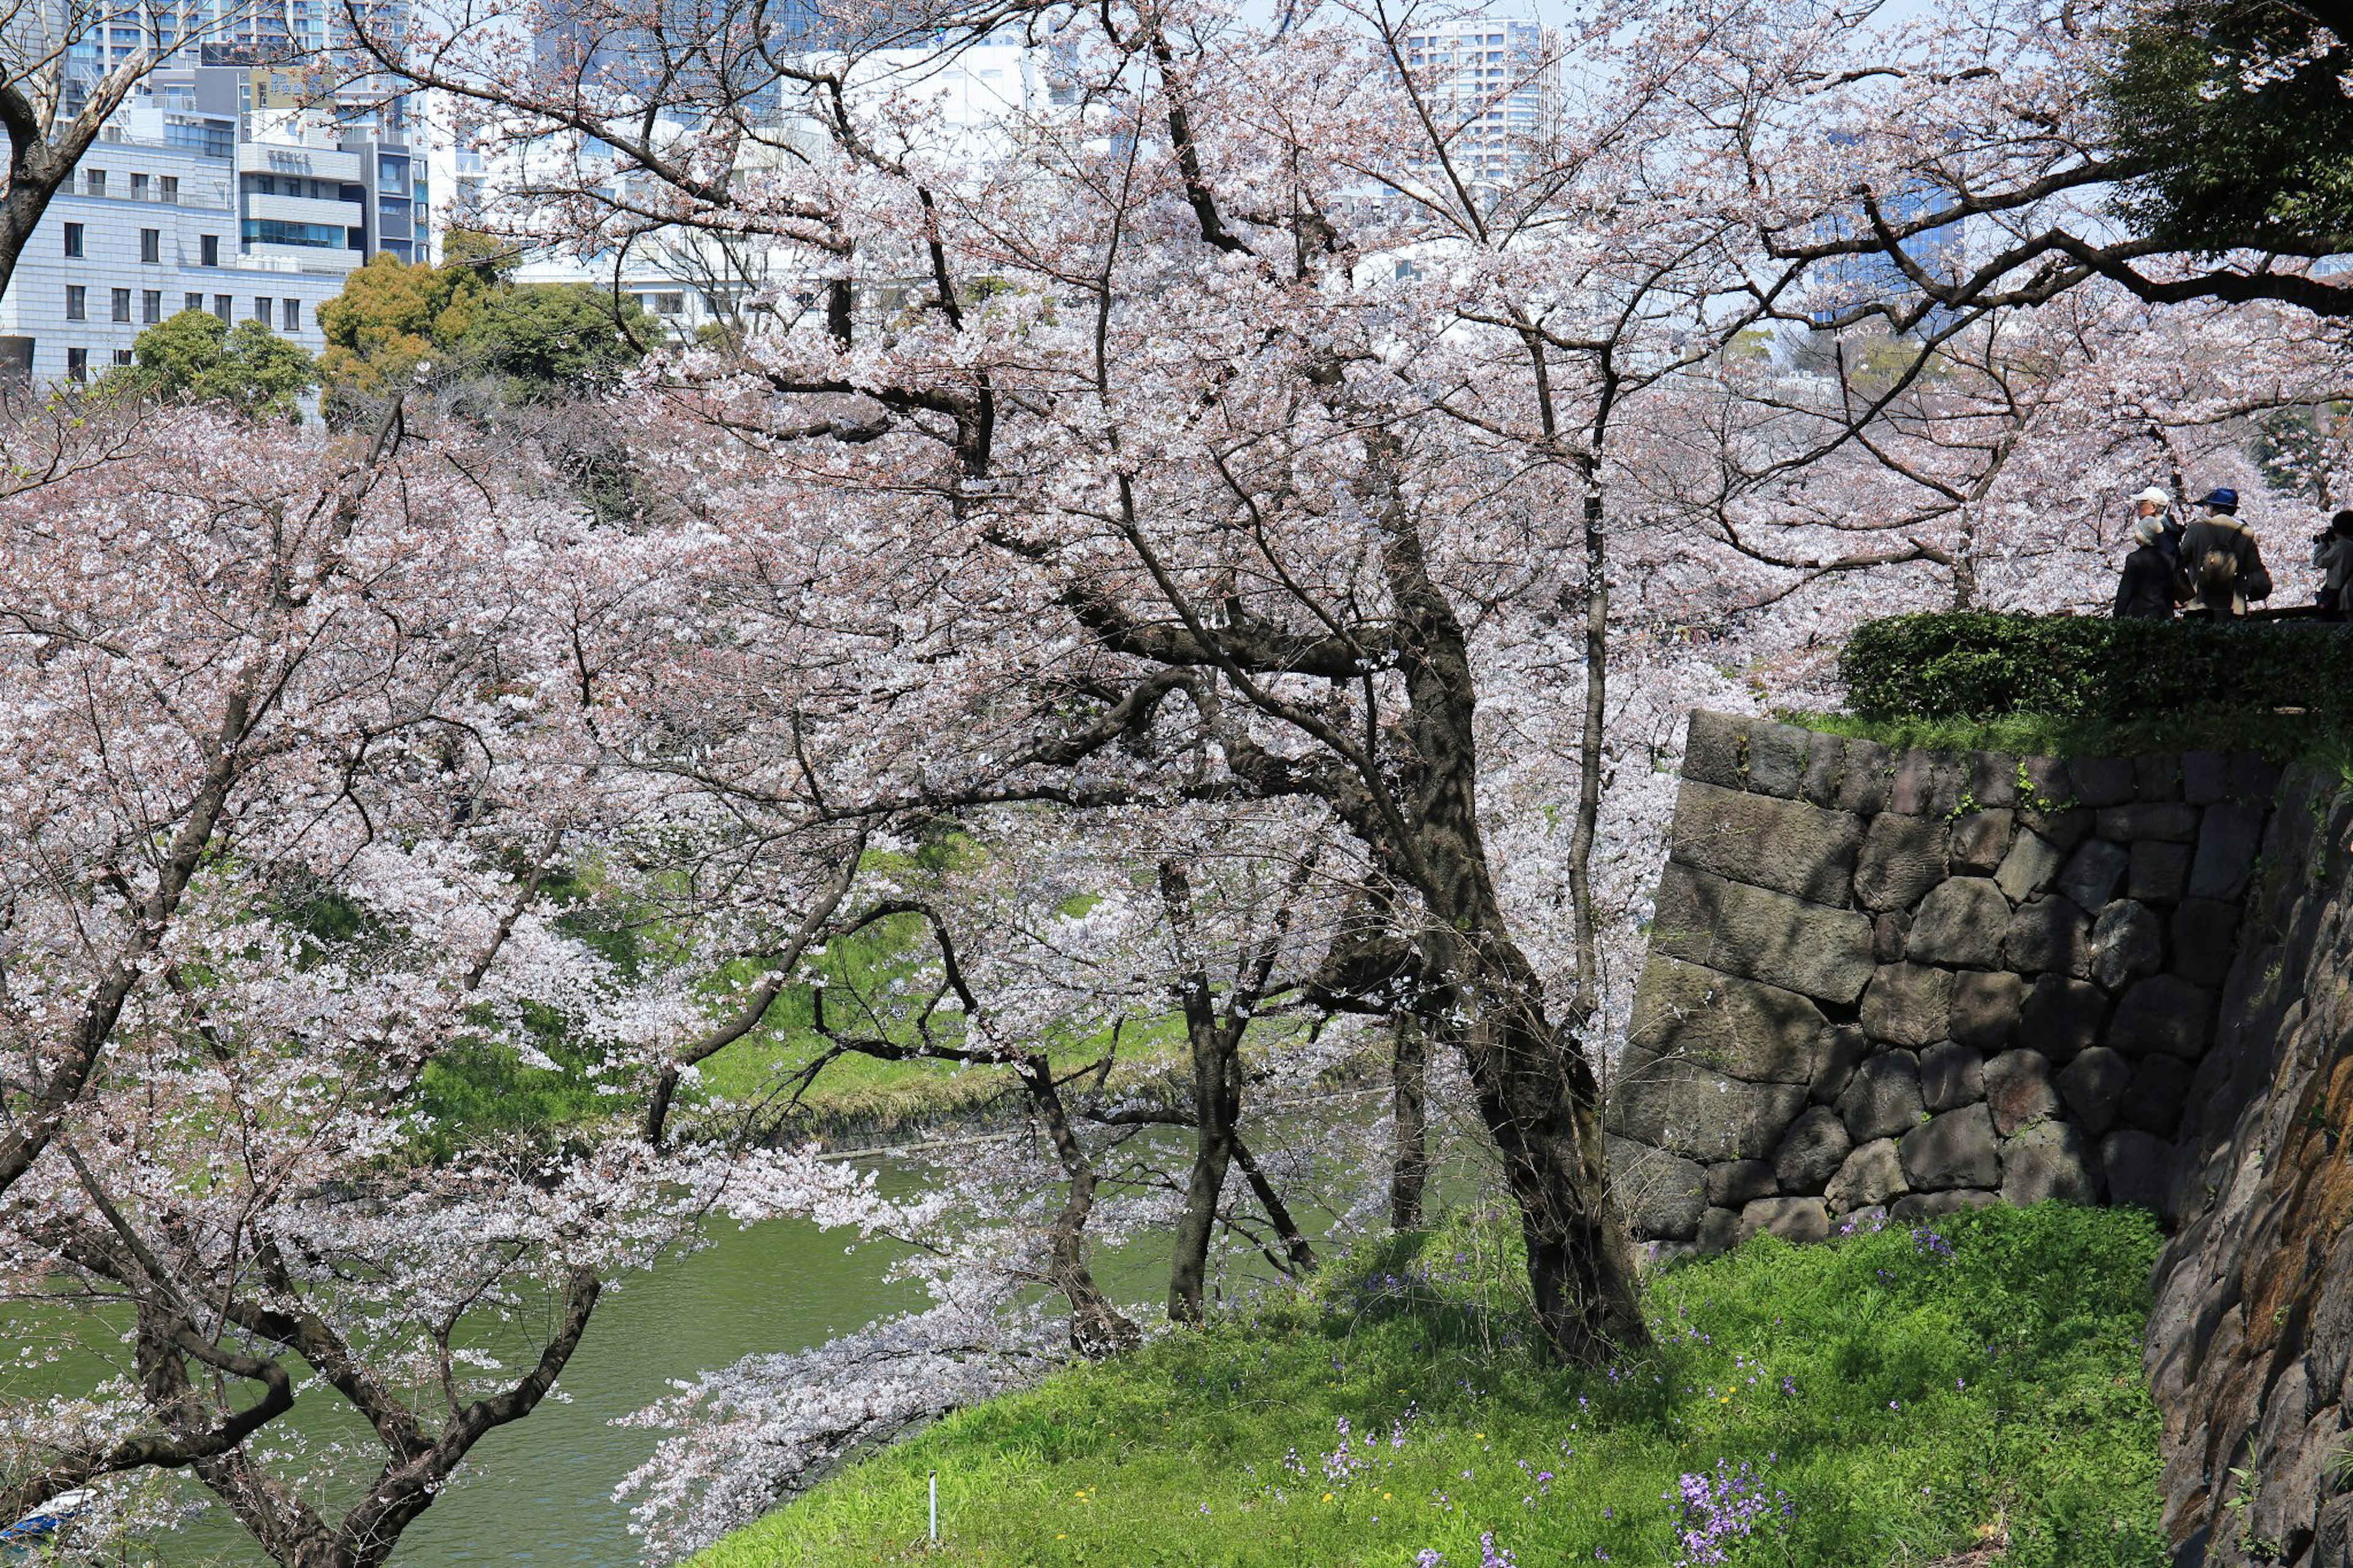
[1018,1057,1141,1358]
[1165,1021,1238,1321]
[1389,1012,1428,1230]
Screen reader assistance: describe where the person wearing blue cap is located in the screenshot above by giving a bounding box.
[2178,487,2272,618]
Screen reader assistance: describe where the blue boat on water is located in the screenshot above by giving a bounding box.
[0,1490,91,1557]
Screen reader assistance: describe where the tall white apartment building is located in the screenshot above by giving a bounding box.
[0,65,427,385]
[1400,15,1553,178]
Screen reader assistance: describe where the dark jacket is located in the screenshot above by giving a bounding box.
[2114,543,2179,619]
[2180,513,2270,616]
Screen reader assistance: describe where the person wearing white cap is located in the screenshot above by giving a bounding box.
[2115,511,2183,619]
[2131,484,2183,571]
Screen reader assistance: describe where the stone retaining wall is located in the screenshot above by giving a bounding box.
[2141,767,2353,1568]
[1608,711,2283,1254]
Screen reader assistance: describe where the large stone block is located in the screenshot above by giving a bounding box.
[1809,1023,1871,1106]
[2017,973,2107,1063]
[1705,1159,1777,1208]
[2067,756,2137,808]
[1984,1048,2061,1136]
[1799,729,1845,808]
[2000,1120,2098,1206]
[1773,1104,1853,1195]
[1696,1206,1741,1255]
[2109,974,2214,1060]
[1607,1136,1707,1240]
[1744,721,1811,798]
[2096,803,2200,843]
[1737,1196,1830,1246]
[1683,710,1749,790]
[2090,900,2165,990]
[1833,737,1892,816]
[1900,1103,2001,1190]
[1825,1138,1908,1214]
[1888,751,1969,817]
[2227,750,2280,803]
[2132,752,2181,802]
[1948,971,2024,1052]
[1920,1040,1985,1112]
[1837,1050,1926,1142]
[1860,963,1953,1048]
[1626,956,1830,1083]
[1854,814,1950,912]
[1650,865,1874,1003]
[2121,1053,2193,1134]
[1996,830,2068,906]
[2189,803,2267,902]
[2169,898,2242,987]
[1968,750,2018,809]
[1950,810,2016,874]
[1906,877,2011,969]
[1872,912,1910,963]
[2001,895,2091,977]
[2127,840,2191,904]
[2181,750,2230,805]
[1669,781,1865,904]
[2099,1129,2173,1215]
[2055,1045,2131,1137]
[1610,1049,1811,1163]
[1891,1189,1998,1222]
[2056,838,2130,912]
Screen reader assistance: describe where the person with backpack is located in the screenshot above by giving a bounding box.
[2178,487,2272,618]
[2314,509,2353,621]
[2114,513,2183,619]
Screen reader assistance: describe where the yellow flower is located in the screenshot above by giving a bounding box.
[1383,1492,1393,1501]
[1322,1492,1335,1502]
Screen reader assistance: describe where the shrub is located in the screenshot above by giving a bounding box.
[1841,611,2353,720]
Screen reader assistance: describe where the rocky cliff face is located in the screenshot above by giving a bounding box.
[1612,711,2353,1568]
[1610,711,2279,1253]
[2144,768,2353,1568]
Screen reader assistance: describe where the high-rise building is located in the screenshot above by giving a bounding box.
[1398,16,1553,180]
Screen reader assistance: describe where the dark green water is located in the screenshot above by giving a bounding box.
[105,1212,924,1566]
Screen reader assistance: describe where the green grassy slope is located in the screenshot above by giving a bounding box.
[695,1204,2164,1568]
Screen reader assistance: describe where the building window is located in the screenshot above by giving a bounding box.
[346,226,365,250]
[139,227,159,263]
[281,298,299,331]
[63,223,82,257]
[112,348,133,367]
[66,347,88,383]
[211,294,230,322]
[159,175,178,204]
[111,288,131,323]
[64,286,85,320]
[129,172,148,199]
[653,292,684,315]
[184,292,203,314]
[199,234,218,266]
[142,289,161,324]
[84,169,104,197]
[240,219,343,249]
[252,296,271,323]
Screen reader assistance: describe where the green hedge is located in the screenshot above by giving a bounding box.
[1840,612,2353,720]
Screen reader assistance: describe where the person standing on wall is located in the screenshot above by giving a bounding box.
[2115,513,2184,619]
[2314,509,2353,621]
[2178,488,2273,619]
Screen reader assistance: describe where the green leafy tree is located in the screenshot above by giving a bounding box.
[2100,1,2353,254]
[109,310,316,419]
[317,232,655,406]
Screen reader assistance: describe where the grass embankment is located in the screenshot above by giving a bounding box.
[698,1204,2164,1568]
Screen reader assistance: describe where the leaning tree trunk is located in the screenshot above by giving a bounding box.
[1389,1012,1428,1230]
[1368,442,1648,1362]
